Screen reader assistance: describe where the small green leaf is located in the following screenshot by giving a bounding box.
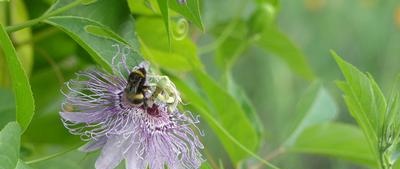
[333,51,386,158]
[256,25,314,80]
[0,24,35,132]
[291,123,377,167]
[284,83,338,146]
[0,122,21,169]
[169,0,204,31]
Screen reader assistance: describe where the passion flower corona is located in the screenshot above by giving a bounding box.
[60,45,204,169]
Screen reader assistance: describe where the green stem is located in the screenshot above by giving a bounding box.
[6,0,86,32]
[197,20,239,55]
[25,143,84,164]
[197,0,248,55]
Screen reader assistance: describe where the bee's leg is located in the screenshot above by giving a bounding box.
[151,86,162,100]
[145,86,163,108]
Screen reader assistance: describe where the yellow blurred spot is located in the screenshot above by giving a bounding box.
[304,0,326,12]
[396,7,400,29]
[359,0,377,8]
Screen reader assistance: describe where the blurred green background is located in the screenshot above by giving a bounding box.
[1,0,400,169]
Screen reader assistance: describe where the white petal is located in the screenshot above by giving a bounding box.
[124,143,139,169]
[95,136,126,169]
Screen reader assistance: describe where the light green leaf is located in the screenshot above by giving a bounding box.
[291,123,377,167]
[193,69,259,163]
[333,51,386,157]
[168,0,204,31]
[0,122,21,169]
[136,17,202,71]
[256,26,314,80]
[284,83,338,146]
[0,24,35,132]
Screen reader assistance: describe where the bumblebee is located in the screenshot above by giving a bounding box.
[124,65,180,111]
[124,67,148,105]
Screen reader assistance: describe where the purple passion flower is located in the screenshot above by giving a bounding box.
[60,46,204,169]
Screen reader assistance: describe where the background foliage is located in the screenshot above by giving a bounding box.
[1,0,400,169]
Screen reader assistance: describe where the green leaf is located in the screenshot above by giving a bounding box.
[0,88,15,129]
[170,73,278,168]
[0,122,21,169]
[45,16,142,72]
[333,51,386,157]
[136,17,202,71]
[256,25,314,80]
[200,162,213,169]
[44,0,142,69]
[284,82,338,146]
[225,73,263,138]
[16,160,34,169]
[0,24,35,132]
[168,0,204,31]
[291,123,377,167]
[193,69,260,163]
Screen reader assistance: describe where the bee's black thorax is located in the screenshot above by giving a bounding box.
[124,68,148,105]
